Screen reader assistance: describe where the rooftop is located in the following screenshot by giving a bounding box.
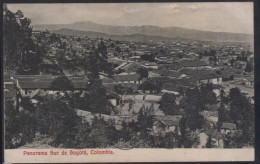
[154,115,182,127]
[221,122,236,130]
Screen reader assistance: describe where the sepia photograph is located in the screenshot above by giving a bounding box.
[3,2,255,162]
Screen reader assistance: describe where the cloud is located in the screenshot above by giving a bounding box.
[6,2,253,34]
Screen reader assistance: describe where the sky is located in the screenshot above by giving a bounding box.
[7,2,253,34]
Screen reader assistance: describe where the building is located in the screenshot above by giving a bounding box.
[180,61,212,70]
[152,115,182,136]
[144,62,159,69]
[220,123,236,135]
[4,81,18,108]
[15,75,89,97]
[234,61,247,69]
[113,72,142,84]
[200,110,218,127]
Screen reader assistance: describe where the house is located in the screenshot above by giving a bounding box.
[121,62,145,73]
[161,89,180,95]
[151,70,184,79]
[220,123,236,135]
[15,75,89,97]
[158,64,182,71]
[144,62,159,69]
[163,78,196,94]
[193,73,222,85]
[130,56,141,61]
[32,30,41,34]
[211,130,224,148]
[179,68,222,85]
[106,89,121,106]
[4,81,17,100]
[99,72,110,79]
[180,61,211,70]
[148,71,161,78]
[234,61,247,69]
[152,115,182,136]
[113,72,142,84]
[4,81,18,108]
[241,77,254,87]
[30,89,47,101]
[143,95,162,102]
[200,110,218,127]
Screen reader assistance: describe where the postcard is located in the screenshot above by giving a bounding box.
[3,2,254,162]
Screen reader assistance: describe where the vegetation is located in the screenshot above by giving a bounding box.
[139,78,163,93]
[3,5,45,74]
[50,76,74,91]
[159,93,180,115]
[136,67,148,79]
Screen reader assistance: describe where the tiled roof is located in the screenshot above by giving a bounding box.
[19,81,52,89]
[154,115,182,127]
[17,76,89,90]
[221,123,236,130]
[122,62,145,72]
[72,81,88,89]
[211,130,223,140]
[152,70,182,78]
[179,68,213,75]
[30,89,47,98]
[180,61,208,67]
[163,83,180,92]
[114,73,140,82]
[4,83,16,99]
[102,78,114,83]
[145,62,158,66]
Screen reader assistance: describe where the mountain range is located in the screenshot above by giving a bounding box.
[34,21,253,42]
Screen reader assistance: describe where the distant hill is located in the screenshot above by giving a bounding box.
[51,28,179,42]
[34,21,253,42]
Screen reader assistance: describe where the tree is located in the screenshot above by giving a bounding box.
[76,37,81,42]
[3,5,43,74]
[87,116,119,148]
[140,54,156,62]
[137,105,154,136]
[217,103,226,128]
[228,87,254,147]
[180,87,205,130]
[20,97,35,112]
[208,57,213,64]
[159,93,180,115]
[139,79,162,93]
[115,46,121,54]
[245,61,253,73]
[114,84,133,95]
[229,88,244,123]
[230,58,235,67]
[50,33,60,43]
[86,41,112,80]
[199,84,217,108]
[5,101,23,148]
[224,131,244,148]
[206,135,213,148]
[178,117,200,148]
[136,67,148,79]
[50,76,74,91]
[84,80,115,115]
[220,89,229,104]
[5,100,37,148]
[72,122,91,148]
[37,99,81,147]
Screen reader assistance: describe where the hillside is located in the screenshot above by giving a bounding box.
[34,21,253,42]
[51,28,179,42]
